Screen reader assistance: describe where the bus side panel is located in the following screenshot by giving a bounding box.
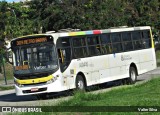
[108,53,127,81]
[99,55,110,83]
[139,48,156,74]
[140,48,156,73]
[61,67,75,89]
[65,58,93,88]
[91,55,109,85]
[124,50,140,77]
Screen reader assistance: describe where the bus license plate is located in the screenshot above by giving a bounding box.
[31,88,39,92]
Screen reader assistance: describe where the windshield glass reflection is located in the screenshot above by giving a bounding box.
[13,44,58,75]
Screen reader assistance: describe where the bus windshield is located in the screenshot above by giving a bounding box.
[13,43,58,77]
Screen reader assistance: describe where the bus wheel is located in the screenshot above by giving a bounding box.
[76,75,86,91]
[128,67,137,84]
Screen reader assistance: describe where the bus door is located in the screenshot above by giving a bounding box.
[57,37,74,89]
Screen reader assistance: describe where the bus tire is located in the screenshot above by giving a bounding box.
[128,66,137,84]
[75,75,86,91]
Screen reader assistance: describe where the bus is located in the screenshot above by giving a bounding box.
[10,26,157,98]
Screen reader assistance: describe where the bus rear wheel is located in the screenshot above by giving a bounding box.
[76,75,86,91]
[128,67,137,84]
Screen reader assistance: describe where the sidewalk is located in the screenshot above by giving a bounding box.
[0,79,14,87]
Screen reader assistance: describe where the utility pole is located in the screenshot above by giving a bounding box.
[2,55,7,85]
[0,54,7,85]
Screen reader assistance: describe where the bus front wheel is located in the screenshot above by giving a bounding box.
[75,75,86,91]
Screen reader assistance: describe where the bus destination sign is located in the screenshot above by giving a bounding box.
[16,37,47,46]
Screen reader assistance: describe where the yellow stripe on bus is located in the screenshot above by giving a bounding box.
[16,75,53,85]
[150,29,154,48]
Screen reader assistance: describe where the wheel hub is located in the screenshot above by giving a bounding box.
[131,71,136,81]
[78,81,84,89]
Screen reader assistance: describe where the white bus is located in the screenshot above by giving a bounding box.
[11,26,157,98]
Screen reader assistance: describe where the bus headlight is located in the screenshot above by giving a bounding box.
[14,79,24,87]
[46,76,57,84]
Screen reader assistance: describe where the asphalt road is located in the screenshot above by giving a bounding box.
[0,67,160,106]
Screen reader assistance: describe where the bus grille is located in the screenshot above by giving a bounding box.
[22,87,47,94]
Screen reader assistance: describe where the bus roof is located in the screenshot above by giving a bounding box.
[59,26,151,37]
[11,26,151,41]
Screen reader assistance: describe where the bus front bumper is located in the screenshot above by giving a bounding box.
[15,81,65,96]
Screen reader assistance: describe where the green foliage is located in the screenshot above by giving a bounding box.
[58,77,160,106]
[29,0,160,32]
[0,1,35,41]
[156,51,160,66]
[0,0,159,41]
[156,51,160,59]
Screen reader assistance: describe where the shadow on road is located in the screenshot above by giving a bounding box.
[0,93,37,102]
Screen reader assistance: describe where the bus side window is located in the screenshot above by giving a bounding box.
[111,33,122,53]
[142,30,150,39]
[72,37,87,58]
[101,45,107,54]
[101,34,112,54]
[132,31,141,40]
[133,41,142,49]
[101,44,112,54]
[132,31,142,50]
[141,30,151,48]
[122,32,133,51]
[108,44,112,53]
[87,36,102,56]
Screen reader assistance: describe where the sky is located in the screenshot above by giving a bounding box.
[0,0,25,2]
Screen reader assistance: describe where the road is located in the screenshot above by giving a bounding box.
[0,67,160,106]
